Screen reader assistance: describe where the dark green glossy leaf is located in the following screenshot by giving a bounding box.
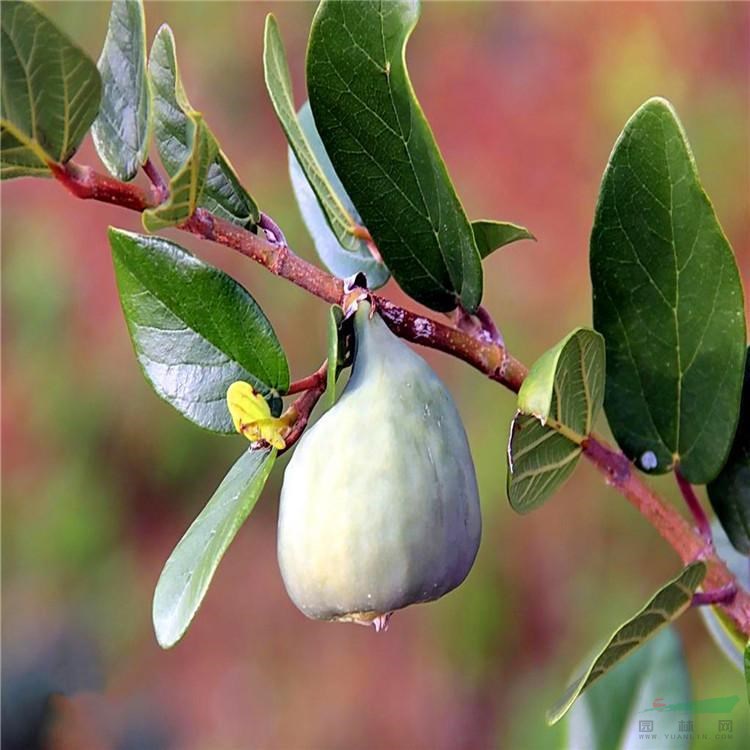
[307,0,482,313]
[142,112,217,231]
[472,220,535,260]
[507,328,605,513]
[264,15,361,252]
[109,228,289,432]
[548,562,706,725]
[289,103,390,288]
[1,0,101,178]
[708,347,750,555]
[699,520,749,673]
[92,0,150,181]
[591,97,746,483]
[566,627,690,750]
[153,447,275,648]
[148,24,258,226]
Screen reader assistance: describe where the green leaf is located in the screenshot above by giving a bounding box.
[745,641,750,705]
[326,305,342,407]
[506,412,582,515]
[591,97,746,483]
[153,447,275,648]
[507,328,605,513]
[566,627,690,750]
[307,0,483,313]
[1,0,102,178]
[547,562,706,725]
[148,24,258,226]
[91,0,150,181]
[289,103,390,288]
[708,347,750,555]
[699,520,749,673]
[472,220,535,260]
[142,112,217,231]
[109,228,289,432]
[264,15,361,252]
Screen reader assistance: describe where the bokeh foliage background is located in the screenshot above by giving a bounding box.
[2,2,749,748]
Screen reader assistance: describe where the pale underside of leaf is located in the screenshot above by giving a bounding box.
[143,113,217,231]
[148,24,257,226]
[153,447,276,648]
[92,0,151,181]
[264,14,359,251]
[288,102,390,288]
[547,561,706,725]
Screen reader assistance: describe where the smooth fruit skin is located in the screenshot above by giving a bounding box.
[278,303,481,625]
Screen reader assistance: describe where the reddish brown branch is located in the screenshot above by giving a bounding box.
[281,364,328,453]
[46,158,750,636]
[51,162,154,211]
[583,435,750,634]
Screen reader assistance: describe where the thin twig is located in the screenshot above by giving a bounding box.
[692,584,737,607]
[675,470,713,545]
[47,159,750,637]
[142,158,169,203]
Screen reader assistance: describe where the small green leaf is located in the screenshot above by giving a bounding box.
[109,228,289,431]
[148,24,258,226]
[699,520,749,673]
[264,15,361,253]
[1,0,102,178]
[91,0,150,181]
[591,97,746,483]
[708,347,750,555]
[307,0,482,313]
[566,627,690,750]
[153,447,276,648]
[507,329,605,513]
[142,112,217,231]
[518,328,605,436]
[745,641,750,705]
[506,411,582,514]
[472,220,535,260]
[548,562,706,725]
[289,103,390,288]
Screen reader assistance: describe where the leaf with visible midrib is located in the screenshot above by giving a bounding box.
[566,627,690,750]
[591,97,746,483]
[507,328,605,513]
[153,447,276,648]
[708,347,750,555]
[109,228,289,432]
[264,15,361,252]
[289,103,390,288]
[548,562,706,725]
[92,0,151,181]
[142,113,217,231]
[307,0,482,313]
[1,0,102,178]
[148,24,258,227]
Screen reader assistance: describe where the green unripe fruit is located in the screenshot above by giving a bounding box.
[278,303,481,629]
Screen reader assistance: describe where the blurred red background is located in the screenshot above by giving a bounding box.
[2,2,748,749]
